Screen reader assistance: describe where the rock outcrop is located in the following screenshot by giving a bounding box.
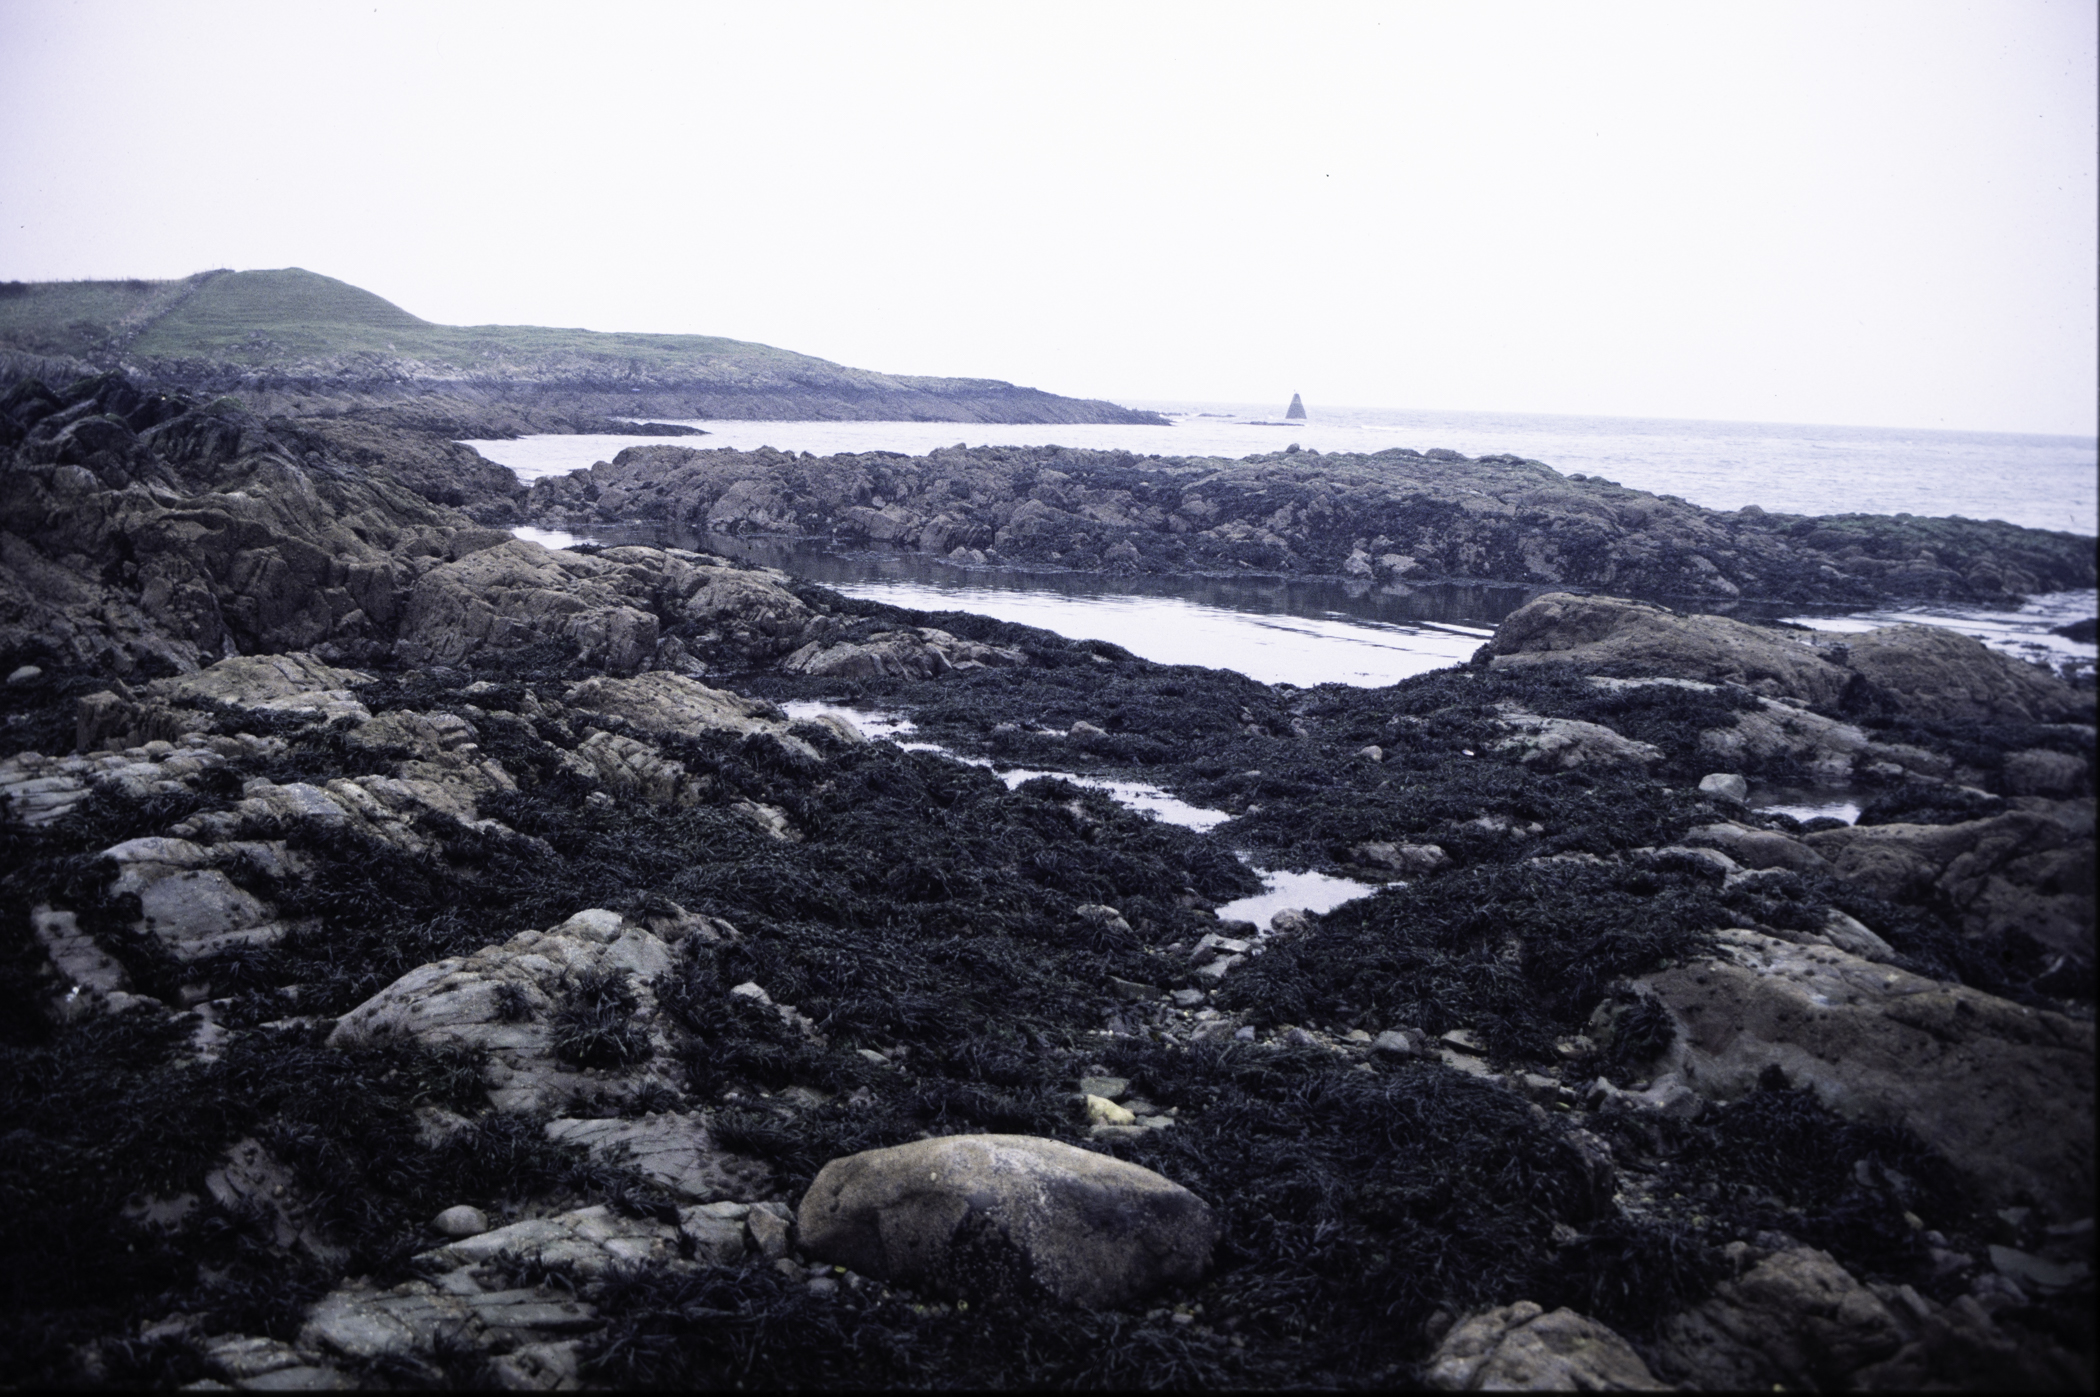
[1643,929,2095,1217]
[1804,801,2095,958]
[1484,593,2090,722]
[524,445,2095,605]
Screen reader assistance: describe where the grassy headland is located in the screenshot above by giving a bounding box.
[0,268,1167,426]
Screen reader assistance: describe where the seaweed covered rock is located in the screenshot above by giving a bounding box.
[796,1134,1218,1308]
[1424,1300,1664,1391]
[327,908,688,1112]
[1643,929,2095,1217]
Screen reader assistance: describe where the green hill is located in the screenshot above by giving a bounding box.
[0,268,1164,424]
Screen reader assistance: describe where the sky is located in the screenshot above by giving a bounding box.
[1,1,2094,436]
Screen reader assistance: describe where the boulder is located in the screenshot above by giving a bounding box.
[573,729,711,806]
[1695,698,1876,785]
[393,540,659,674]
[103,835,291,959]
[1642,929,2094,1217]
[1649,1246,1907,1391]
[1425,1301,1663,1391]
[796,1134,1217,1308]
[1482,594,1853,704]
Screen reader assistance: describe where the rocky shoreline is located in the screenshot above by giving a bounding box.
[516,440,2098,611]
[1,364,2093,1389]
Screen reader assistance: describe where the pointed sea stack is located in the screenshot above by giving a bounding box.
[1285,392,1307,420]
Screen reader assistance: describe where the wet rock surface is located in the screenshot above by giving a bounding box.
[1,362,2093,1388]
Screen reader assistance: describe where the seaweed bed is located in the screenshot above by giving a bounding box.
[1,584,2093,1388]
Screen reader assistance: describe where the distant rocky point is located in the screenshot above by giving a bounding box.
[1285,392,1306,420]
[520,441,2098,609]
[0,268,1169,431]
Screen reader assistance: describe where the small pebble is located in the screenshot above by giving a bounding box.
[5,665,41,686]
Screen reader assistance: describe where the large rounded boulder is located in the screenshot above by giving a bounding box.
[796,1134,1216,1309]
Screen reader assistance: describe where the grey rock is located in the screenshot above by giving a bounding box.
[796,1134,1217,1308]
[1819,908,1897,962]
[1804,803,2095,959]
[1494,713,1661,770]
[2002,748,2089,797]
[1074,903,1133,934]
[1644,929,2093,1217]
[206,1138,342,1264]
[747,1205,793,1260]
[1682,821,1832,875]
[1268,908,1314,936]
[545,1111,769,1202]
[203,1335,351,1389]
[1843,623,2089,723]
[1484,593,1854,704]
[432,1205,487,1238]
[1078,1075,1130,1100]
[1698,772,1750,804]
[31,904,129,1009]
[419,1204,685,1279]
[676,1207,749,1266]
[1350,840,1450,875]
[1650,1246,1906,1391]
[1425,1300,1664,1390]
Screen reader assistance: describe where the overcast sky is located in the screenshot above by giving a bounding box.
[2,1,2094,435]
